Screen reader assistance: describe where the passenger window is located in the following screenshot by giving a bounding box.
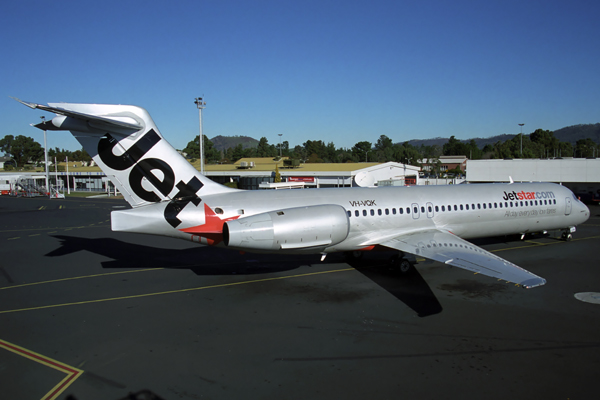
[385,209,389,215]
[355,210,359,217]
[460,204,464,210]
[413,206,418,214]
[472,204,475,210]
[370,209,375,216]
[499,203,502,208]
[454,205,458,211]
[505,202,508,208]
[421,206,425,213]
[489,203,492,208]
[483,203,486,209]
[442,205,445,211]
[400,208,404,214]
[407,207,410,214]
[510,202,513,207]
[392,208,396,215]
[465,204,469,210]
[347,211,351,217]
[363,210,367,216]
[520,201,523,206]
[435,206,439,212]
[378,209,382,216]
[544,200,548,205]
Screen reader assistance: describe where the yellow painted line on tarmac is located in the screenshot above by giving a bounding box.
[0,338,83,400]
[0,268,164,291]
[0,224,108,234]
[524,240,545,246]
[8,237,20,240]
[0,267,355,314]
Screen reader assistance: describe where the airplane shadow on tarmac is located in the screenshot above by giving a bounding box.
[46,235,443,317]
[347,257,443,318]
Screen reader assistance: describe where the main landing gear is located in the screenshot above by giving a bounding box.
[389,253,415,275]
[344,251,416,275]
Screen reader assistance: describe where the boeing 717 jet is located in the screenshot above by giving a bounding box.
[16,98,590,289]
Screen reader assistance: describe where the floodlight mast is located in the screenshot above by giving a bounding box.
[519,123,525,157]
[194,97,206,174]
[278,133,283,157]
[41,116,50,197]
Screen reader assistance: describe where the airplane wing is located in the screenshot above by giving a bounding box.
[380,229,546,289]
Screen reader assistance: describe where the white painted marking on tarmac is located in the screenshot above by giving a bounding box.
[574,292,600,304]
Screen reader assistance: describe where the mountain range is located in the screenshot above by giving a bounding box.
[210,123,600,151]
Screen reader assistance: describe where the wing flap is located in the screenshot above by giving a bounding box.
[381,229,546,289]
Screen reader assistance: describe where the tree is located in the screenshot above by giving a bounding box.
[0,135,43,167]
[530,129,558,157]
[274,165,282,183]
[72,148,92,163]
[0,135,14,157]
[373,135,394,162]
[256,137,277,157]
[575,138,598,158]
[351,141,372,162]
[443,136,470,156]
[183,135,221,163]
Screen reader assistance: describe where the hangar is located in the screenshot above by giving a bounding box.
[466,158,600,201]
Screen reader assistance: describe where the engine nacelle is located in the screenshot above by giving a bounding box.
[223,204,350,251]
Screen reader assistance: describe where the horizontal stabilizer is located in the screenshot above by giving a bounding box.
[12,97,143,132]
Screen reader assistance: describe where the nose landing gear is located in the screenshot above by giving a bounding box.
[561,230,573,241]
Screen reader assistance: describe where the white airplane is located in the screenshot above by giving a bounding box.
[16,99,590,289]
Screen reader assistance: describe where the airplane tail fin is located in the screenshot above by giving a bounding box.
[15,98,237,207]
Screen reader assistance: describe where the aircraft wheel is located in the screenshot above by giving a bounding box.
[397,258,414,275]
[561,231,573,241]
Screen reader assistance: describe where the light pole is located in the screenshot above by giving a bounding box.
[518,123,525,157]
[194,97,206,174]
[278,133,283,158]
[41,116,50,196]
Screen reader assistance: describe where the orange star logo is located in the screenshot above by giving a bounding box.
[179,203,239,245]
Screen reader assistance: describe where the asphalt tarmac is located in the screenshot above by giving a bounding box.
[0,195,599,400]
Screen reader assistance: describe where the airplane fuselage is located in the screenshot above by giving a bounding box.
[112,181,589,254]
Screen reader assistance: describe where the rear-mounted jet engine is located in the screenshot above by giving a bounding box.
[223,204,349,251]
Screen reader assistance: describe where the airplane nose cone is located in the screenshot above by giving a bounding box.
[581,203,591,222]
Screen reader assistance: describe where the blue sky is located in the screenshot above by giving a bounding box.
[1,0,598,152]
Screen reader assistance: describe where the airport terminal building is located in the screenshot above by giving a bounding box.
[3,157,599,200]
[0,158,422,195]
